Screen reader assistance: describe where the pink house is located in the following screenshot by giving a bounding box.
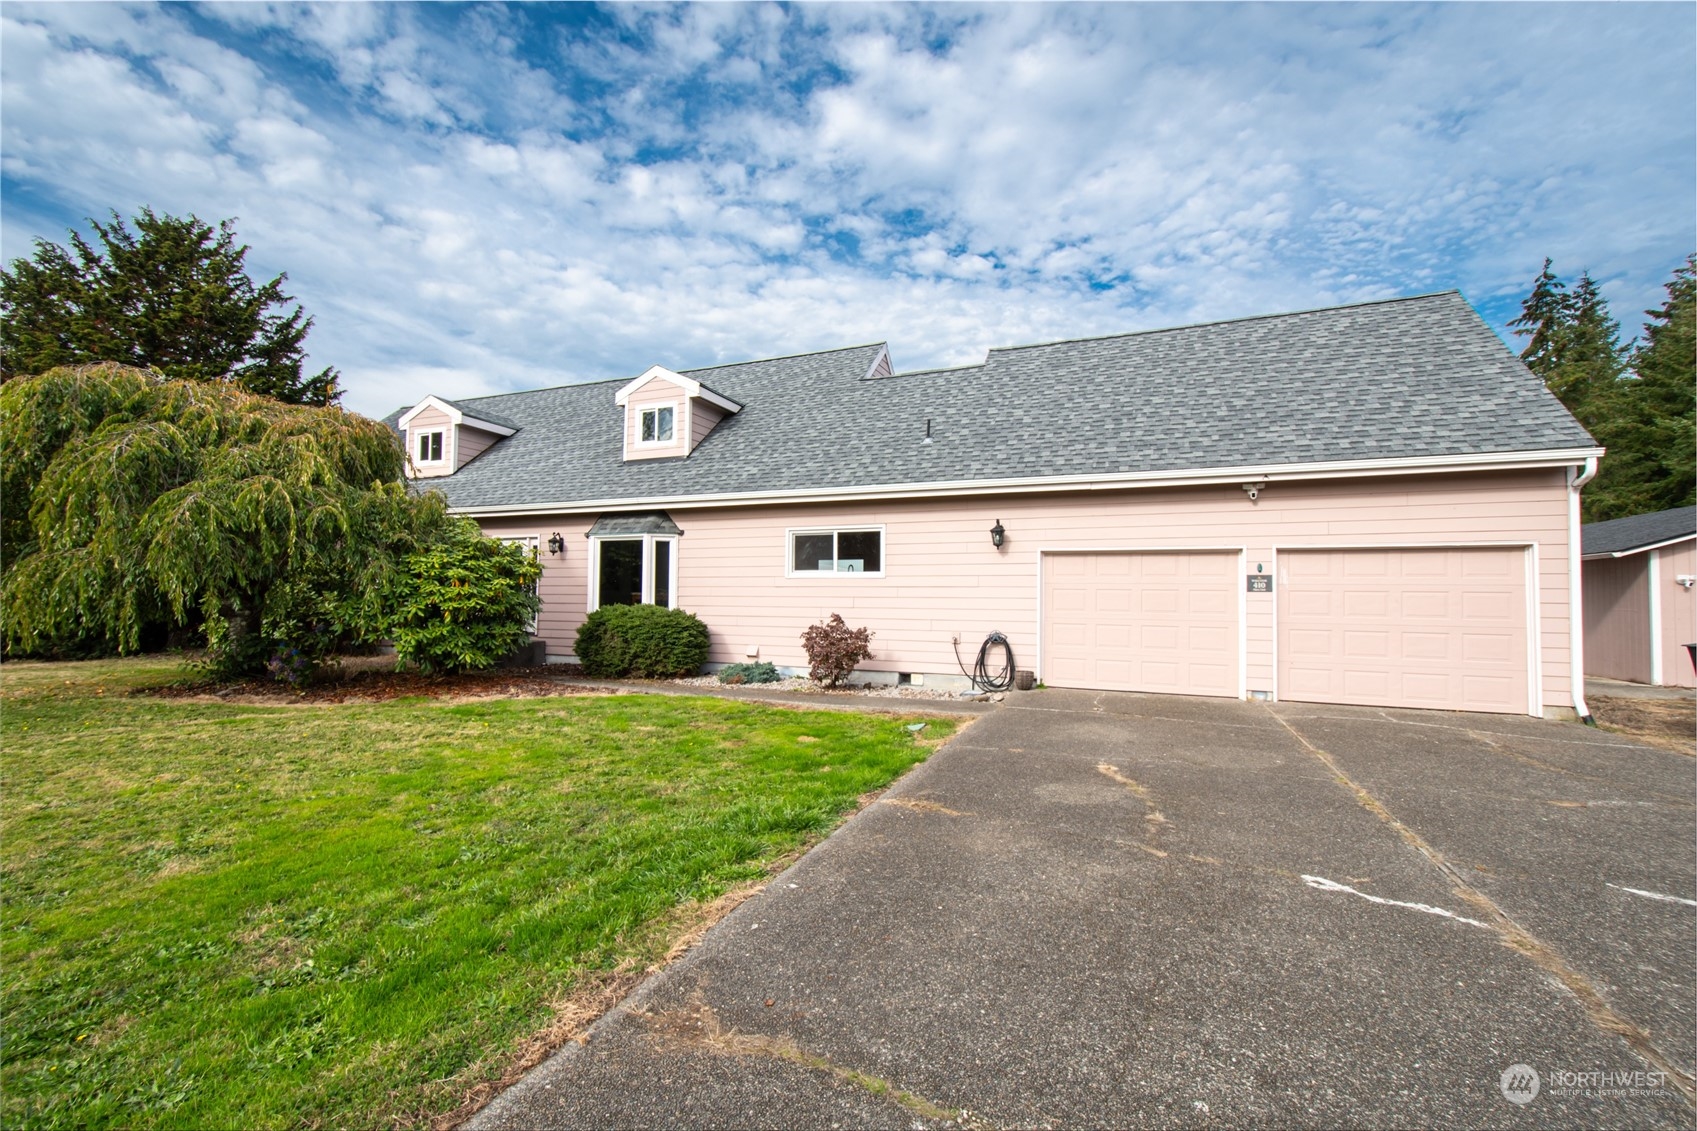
[1581,507,1697,688]
[385,292,1605,719]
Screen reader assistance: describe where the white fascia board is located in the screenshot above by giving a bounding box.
[696,386,742,413]
[615,365,697,406]
[1582,534,1697,560]
[397,394,462,429]
[450,446,1605,518]
[457,415,517,437]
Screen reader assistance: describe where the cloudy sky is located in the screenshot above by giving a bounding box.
[3,3,1693,418]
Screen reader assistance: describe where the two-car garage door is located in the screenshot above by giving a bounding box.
[1041,548,1529,714]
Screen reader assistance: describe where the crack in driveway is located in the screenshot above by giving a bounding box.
[1268,704,1697,1109]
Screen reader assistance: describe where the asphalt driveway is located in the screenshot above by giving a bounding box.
[468,689,1696,1128]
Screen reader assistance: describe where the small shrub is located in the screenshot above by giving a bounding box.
[800,613,873,687]
[718,661,781,685]
[387,526,542,674]
[575,604,710,678]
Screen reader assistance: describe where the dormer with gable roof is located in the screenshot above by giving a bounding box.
[398,395,518,479]
[615,365,742,461]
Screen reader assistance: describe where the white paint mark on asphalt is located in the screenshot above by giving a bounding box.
[1301,874,1490,928]
[1606,883,1697,908]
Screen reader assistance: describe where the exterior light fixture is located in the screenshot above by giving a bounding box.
[547,532,565,555]
[990,519,1005,548]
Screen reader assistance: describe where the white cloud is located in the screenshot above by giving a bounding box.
[1,2,1691,418]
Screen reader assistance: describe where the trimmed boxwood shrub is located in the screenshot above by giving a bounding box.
[575,604,710,678]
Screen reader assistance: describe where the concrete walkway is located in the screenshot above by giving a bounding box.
[468,688,1695,1129]
[1587,676,1697,702]
[554,676,999,716]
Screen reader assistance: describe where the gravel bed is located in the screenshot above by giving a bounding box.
[669,674,977,700]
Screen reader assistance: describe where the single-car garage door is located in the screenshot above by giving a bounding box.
[1278,548,1529,714]
[1043,551,1239,696]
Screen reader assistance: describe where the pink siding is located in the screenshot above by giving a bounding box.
[1584,556,1652,683]
[624,380,688,461]
[406,407,454,479]
[1657,541,1697,687]
[689,400,727,453]
[474,470,1574,713]
[455,425,503,471]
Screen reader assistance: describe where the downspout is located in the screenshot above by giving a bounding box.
[1568,456,1598,724]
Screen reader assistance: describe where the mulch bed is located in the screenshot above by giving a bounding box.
[1589,695,1695,753]
[146,665,593,705]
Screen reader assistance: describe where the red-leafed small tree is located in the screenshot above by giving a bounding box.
[801,613,873,687]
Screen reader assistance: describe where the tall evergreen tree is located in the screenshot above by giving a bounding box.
[1508,257,1572,377]
[1585,255,1697,519]
[1508,260,1627,417]
[0,209,340,405]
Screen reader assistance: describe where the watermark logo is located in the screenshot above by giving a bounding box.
[1500,1063,1541,1105]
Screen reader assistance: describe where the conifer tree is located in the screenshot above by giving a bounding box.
[1586,256,1697,518]
[0,209,340,405]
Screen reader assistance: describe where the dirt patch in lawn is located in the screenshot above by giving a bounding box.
[146,665,596,705]
[1589,695,1694,754]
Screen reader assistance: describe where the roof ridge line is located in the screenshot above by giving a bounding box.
[679,341,887,374]
[987,291,1464,356]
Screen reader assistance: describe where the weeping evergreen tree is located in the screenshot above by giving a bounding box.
[1,363,450,672]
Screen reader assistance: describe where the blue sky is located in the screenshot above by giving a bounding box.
[3,2,1693,418]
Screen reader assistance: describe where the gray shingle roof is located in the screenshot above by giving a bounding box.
[383,292,1596,511]
[1582,506,1697,557]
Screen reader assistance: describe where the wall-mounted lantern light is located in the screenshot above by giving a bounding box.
[990,519,1006,549]
[547,532,565,555]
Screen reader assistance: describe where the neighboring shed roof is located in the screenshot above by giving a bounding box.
[382,291,1597,512]
[1582,506,1697,558]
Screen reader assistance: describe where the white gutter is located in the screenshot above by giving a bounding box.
[447,446,1605,518]
[1568,456,1598,722]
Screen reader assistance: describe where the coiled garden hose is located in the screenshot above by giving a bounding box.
[954,630,1016,693]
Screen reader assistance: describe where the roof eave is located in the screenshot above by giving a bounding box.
[1582,533,1697,560]
[446,446,1604,518]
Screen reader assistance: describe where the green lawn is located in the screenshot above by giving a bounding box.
[1,658,953,1129]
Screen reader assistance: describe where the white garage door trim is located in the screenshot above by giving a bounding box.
[1037,546,1246,698]
[1272,542,1541,717]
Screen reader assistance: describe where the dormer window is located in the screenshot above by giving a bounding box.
[639,406,675,445]
[397,395,517,480]
[615,365,741,462]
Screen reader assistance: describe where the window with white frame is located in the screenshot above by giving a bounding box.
[638,405,676,444]
[415,429,446,463]
[495,535,541,633]
[787,528,884,576]
[590,535,677,610]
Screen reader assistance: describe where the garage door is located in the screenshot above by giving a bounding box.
[1278,548,1528,714]
[1042,552,1239,696]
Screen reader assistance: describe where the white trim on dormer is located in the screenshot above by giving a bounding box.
[863,345,892,380]
[397,395,517,437]
[615,366,741,413]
